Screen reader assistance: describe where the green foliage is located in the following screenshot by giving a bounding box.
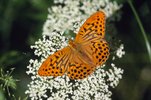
[0,89,5,100]
[0,68,17,98]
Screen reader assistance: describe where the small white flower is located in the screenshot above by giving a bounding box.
[116,44,125,58]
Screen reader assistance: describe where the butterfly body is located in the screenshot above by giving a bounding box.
[69,39,94,66]
[38,11,109,80]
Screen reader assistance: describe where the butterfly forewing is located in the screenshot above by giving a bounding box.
[75,11,106,43]
[38,47,72,77]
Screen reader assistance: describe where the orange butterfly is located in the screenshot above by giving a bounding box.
[38,11,109,80]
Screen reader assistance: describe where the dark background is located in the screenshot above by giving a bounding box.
[0,0,151,100]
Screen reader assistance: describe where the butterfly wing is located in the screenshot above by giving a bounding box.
[38,46,72,77]
[67,52,95,80]
[75,11,109,68]
[82,39,109,67]
[75,11,106,43]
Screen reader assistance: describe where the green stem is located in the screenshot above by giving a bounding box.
[128,0,151,63]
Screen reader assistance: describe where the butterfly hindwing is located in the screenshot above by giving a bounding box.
[81,39,109,67]
[91,39,109,66]
[67,53,95,80]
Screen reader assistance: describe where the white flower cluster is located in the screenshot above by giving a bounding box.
[26,63,123,100]
[43,0,122,36]
[26,0,124,100]
[30,33,67,58]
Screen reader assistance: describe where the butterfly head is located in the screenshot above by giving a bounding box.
[68,39,73,44]
[68,39,77,48]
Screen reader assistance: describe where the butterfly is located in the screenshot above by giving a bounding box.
[38,11,109,80]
